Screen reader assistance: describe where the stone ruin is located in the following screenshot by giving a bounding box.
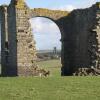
[0,0,100,76]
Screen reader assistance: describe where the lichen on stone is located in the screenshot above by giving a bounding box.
[15,0,25,9]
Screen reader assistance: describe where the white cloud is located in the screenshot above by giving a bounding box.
[30,18,60,34]
[30,18,61,50]
[76,0,98,9]
[60,5,76,11]
[50,0,98,11]
[52,5,76,11]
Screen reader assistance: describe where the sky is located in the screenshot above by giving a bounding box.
[0,0,100,9]
[30,18,61,50]
[0,0,100,50]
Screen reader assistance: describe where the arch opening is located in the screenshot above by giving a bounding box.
[30,17,62,76]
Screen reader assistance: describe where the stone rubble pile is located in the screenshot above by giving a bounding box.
[73,67,100,76]
[32,66,50,77]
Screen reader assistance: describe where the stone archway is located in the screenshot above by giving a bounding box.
[0,0,100,76]
[30,17,62,75]
[31,8,68,20]
[0,0,69,76]
[30,9,70,75]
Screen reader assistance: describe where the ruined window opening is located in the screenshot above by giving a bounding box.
[5,42,9,60]
[5,41,8,49]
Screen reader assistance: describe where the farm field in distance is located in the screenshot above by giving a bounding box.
[0,60,100,100]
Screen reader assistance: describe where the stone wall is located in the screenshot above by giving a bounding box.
[0,0,37,76]
[15,3,37,76]
[31,8,68,20]
[0,0,100,76]
[31,3,100,75]
[0,5,10,76]
[57,3,100,75]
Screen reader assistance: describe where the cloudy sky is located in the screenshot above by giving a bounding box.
[0,0,100,50]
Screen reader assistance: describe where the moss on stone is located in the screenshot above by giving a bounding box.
[15,0,25,9]
[31,8,69,20]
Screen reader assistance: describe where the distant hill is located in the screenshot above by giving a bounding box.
[36,50,61,61]
[37,50,61,53]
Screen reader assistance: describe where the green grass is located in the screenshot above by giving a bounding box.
[37,59,61,77]
[0,60,100,100]
[0,77,100,100]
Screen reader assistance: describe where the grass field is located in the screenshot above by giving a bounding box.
[37,59,61,77]
[0,60,100,100]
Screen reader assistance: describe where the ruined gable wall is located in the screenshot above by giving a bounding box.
[59,3,100,75]
[13,2,37,76]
